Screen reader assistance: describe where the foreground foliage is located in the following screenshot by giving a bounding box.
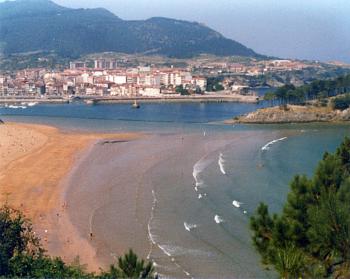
[251,137,350,278]
[101,249,155,279]
[0,205,156,278]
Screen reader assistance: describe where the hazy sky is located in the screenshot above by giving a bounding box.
[10,0,350,62]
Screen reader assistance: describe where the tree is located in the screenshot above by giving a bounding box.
[0,203,156,278]
[332,94,350,110]
[267,74,350,105]
[264,91,276,106]
[0,204,43,276]
[101,249,157,279]
[9,254,90,278]
[175,85,190,96]
[250,137,350,277]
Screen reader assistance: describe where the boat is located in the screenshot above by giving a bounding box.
[131,100,140,109]
[86,99,96,105]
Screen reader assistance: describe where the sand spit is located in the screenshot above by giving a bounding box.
[0,122,140,272]
[226,105,350,124]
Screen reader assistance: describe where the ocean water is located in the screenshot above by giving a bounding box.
[1,102,350,278]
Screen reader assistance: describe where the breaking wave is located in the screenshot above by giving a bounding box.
[261,137,287,151]
[147,190,159,259]
[192,157,212,189]
[232,200,242,208]
[214,215,224,224]
[218,152,226,175]
[184,222,198,232]
[147,192,194,278]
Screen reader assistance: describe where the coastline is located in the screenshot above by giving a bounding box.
[0,122,141,272]
[62,130,282,278]
[225,105,350,124]
[0,93,259,105]
[0,120,308,278]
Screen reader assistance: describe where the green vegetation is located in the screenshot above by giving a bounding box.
[0,204,157,278]
[0,52,70,72]
[206,76,225,92]
[0,0,257,59]
[101,249,155,279]
[264,74,350,105]
[332,94,350,110]
[250,137,350,277]
[175,85,190,95]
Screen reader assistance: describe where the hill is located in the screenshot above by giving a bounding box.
[0,0,258,58]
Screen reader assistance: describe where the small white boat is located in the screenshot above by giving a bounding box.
[131,100,140,109]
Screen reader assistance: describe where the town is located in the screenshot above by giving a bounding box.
[0,55,349,103]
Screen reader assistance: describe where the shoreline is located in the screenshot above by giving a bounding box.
[62,130,280,278]
[0,94,259,105]
[0,120,303,277]
[0,122,141,272]
[225,104,350,124]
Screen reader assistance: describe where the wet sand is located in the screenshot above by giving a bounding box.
[0,122,141,271]
[64,131,274,277]
[0,121,291,277]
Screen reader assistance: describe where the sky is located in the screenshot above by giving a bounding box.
[6,0,350,62]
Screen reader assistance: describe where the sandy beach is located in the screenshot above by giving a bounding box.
[0,122,140,271]
[63,130,284,278]
[0,119,296,277]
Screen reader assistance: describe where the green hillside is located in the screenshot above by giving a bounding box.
[0,0,258,58]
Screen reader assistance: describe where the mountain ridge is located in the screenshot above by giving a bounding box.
[0,0,258,58]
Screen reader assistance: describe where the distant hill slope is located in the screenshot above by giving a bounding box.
[0,0,258,58]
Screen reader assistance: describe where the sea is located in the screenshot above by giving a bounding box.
[1,101,349,278]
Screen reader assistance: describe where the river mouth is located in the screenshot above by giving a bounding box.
[2,103,350,277]
[63,124,346,278]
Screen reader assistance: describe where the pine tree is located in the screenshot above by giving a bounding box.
[250,137,350,277]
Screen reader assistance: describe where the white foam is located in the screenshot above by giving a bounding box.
[153,261,159,267]
[8,105,27,109]
[160,245,209,257]
[218,153,226,175]
[157,245,172,257]
[147,189,158,260]
[261,137,287,151]
[214,215,224,224]
[184,222,197,232]
[232,200,242,208]
[27,102,38,107]
[192,157,211,189]
[151,190,158,203]
[148,224,157,245]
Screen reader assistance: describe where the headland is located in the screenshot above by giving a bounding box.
[226,105,350,124]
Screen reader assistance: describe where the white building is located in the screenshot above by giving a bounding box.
[139,86,161,97]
